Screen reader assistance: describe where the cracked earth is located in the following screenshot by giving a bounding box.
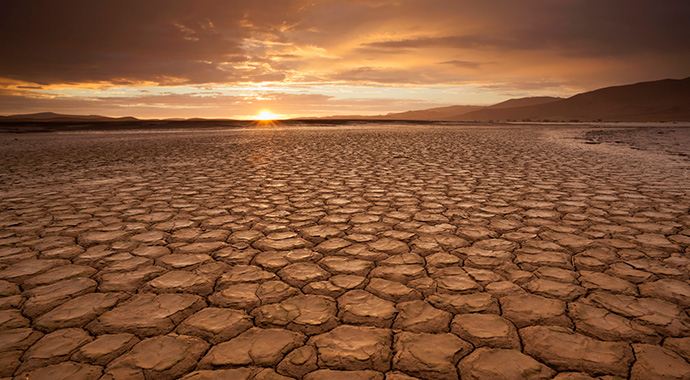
[1,123,690,380]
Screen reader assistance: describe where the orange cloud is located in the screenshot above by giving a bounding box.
[0,0,688,117]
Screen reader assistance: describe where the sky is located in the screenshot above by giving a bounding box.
[1,0,689,119]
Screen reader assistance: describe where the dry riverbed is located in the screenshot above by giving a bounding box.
[1,123,689,380]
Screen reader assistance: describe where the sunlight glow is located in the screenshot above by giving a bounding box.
[255,110,278,120]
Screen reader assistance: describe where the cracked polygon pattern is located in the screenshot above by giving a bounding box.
[1,124,690,379]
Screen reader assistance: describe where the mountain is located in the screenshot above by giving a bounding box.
[310,96,561,121]
[376,105,486,120]
[449,78,690,122]
[0,112,138,122]
[318,78,689,122]
[487,96,562,109]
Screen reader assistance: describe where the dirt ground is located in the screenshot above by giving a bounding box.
[1,123,689,380]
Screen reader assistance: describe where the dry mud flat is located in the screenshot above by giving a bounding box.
[1,123,690,380]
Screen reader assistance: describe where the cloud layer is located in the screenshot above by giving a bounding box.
[1,0,689,117]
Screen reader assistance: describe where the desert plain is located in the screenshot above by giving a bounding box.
[1,122,690,380]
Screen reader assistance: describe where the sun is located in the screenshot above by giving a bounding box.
[255,110,278,121]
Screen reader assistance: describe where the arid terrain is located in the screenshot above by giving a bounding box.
[1,123,690,380]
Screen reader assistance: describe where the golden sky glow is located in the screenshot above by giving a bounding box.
[255,110,279,120]
[1,0,689,119]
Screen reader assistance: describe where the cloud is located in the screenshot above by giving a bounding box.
[360,35,513,51]
[0,0,689,117]
[1,0,688,87]
[0,0,303,85]
[0,88,448,119]
[437,61,483,70]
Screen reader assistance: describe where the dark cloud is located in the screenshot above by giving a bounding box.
[0,0,302,85]
[0,0,689,117]
[361,36,514,50]
[437,61,483,70]
[1,0,688,86]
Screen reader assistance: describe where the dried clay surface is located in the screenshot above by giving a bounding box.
[1,123,690,379]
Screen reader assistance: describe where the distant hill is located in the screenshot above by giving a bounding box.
[315,78,690,122]
[450,78,690,122]
[3,77,688,123]
[0,112,138,122]
[487,96,562,109]
[376,105,486,120]
[312,101,551,121]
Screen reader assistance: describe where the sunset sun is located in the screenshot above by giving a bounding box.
[255,110,278,121]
